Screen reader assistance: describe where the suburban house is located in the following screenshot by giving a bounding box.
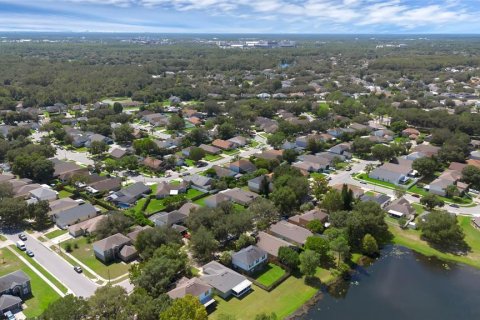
[407,144,440,159]
[199,144,221,155]
[255,149,283,161]
[429,170,464,196]
[248,175,273,193]
[29,186,58,202]
[86,176,122,194]
[93,233,138,263]
[328,142,352,159]
[143,157,163,171]
[331,184,365,198]
[402,128,420,139]
[212,139,235,150]
[228,136,247,147]
[359,193,392,208]
[204,188,259,207]
[232,245,268,273]
[184,174,213,192]
[211,165,237,178]
[52,203,98,229]
[126,226,152,243]
[110,148,127,159]
[288,208,328,228]
[108,182,151,207]
[229,159,257,174]
[0,270,31,314]
[155,181,188,199]
[386,197,416,219]
[293,155,330,173]
[256,231,295,258]
[167,277,215,308]
[369,163,412,185]
[149,210,188,227]
[51,159,89,182]
[68,215,107,237]
[48,198,79,216]
[269,221,313,246]
[200,261,252,299]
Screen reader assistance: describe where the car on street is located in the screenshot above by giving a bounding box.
[346,167,352,171]
[26,250,34,257]
[74,266,83,273]
[449,203,459,208]
[18,233,27,241]
[411,194,420,198]
[360,181,367,184]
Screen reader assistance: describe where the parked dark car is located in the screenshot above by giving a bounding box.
[74,266,83,273]
[26,250,34,257]
[18,234,27,241]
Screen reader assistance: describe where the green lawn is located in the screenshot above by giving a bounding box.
[210,267,333,320]
[185,159,195,167]
[223,149,240,156]
[0,248,61,318]
[186,188,205,200]
[12,246,68,294]
[356,173,397,189]
[44,229,68,239]
[412,203,425,214]
[310,172,327,179]
[252,263,286,287]
[250,140,260,148]
[389,216,480,270]
[58,190,73,199]
[63,237,130,279]
[146,199,166,215]
[204,154,223,162]
[133,198,147,213]
[193,197,207,207]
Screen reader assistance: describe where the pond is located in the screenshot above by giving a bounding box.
[299,246,480,320]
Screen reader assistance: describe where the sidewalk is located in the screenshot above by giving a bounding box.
[6,246,66,297]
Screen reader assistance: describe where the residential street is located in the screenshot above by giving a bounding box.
[3,232,99,298]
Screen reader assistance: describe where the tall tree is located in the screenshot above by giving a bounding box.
[39,294,89,320]
[299,250,320,278]
[159,295,207,320]
[322,190,343,213]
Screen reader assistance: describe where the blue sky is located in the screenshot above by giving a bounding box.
[0,0,479,33]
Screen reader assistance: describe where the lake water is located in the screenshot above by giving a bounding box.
[299,246,480,320]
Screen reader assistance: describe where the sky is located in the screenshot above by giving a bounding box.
[0,0,479,34]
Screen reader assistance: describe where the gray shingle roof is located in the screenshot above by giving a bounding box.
[0,270,29,293]
[232,245,267,266]
[200,261,248,293]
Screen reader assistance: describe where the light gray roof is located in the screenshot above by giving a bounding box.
[0,294,22,311]
[30,187,57,199]
[54,203,97,227]
[232,245,267,266]
[269,221,312,245]
[49,198,79,215]
[256,231,293,257]
[184,174,212,187]
[200,261,248,293]
[93,233,131,252]
[167,277,212,299]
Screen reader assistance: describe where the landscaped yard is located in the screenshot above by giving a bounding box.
[44,229,68,239]
[389,216,480,270]
[58,190,73,199]
[0,248,61,318]
[210,267,334,320]
[145,199,166,215]
[355,173,397,189]
[223,149,240,156]
[62,237,131,279]
[186,188,205,200]
[205,154,223,162]
[252,263,286,287]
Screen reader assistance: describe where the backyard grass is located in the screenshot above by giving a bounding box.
[44,229,68,240]
[146,199,166,215]
[210,267,334,320]
[186,188,205,200]
[63,237,130,279]
[0,248,61,318]
[12,246,68,294]
[204,154,223,162]
[193,197,207,207]
[58,190,73,199]
[223,149,240,156]
[389,216,480,270]
[252,263,286,287]
[133,198,147,213]
[412,203,425,214]
[185,159,195,167]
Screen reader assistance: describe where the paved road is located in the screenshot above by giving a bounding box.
[4,232,98,298]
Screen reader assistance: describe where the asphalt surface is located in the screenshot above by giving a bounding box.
[4,231,98,298]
